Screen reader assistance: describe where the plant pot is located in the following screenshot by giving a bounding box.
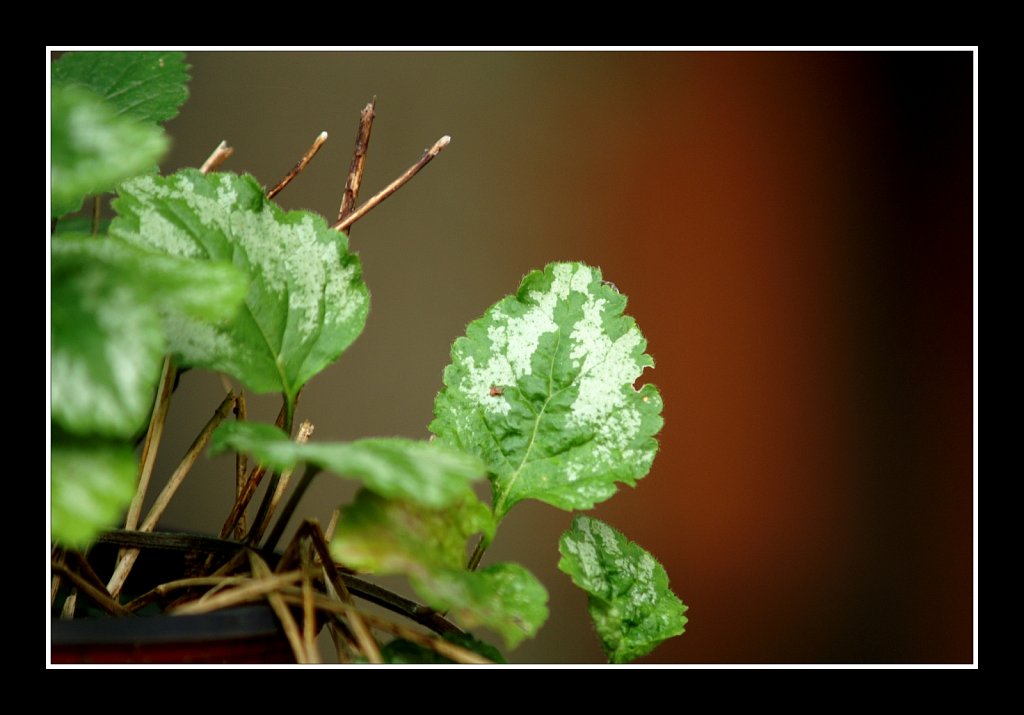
[51,532,300,664]
[51,604,297,664]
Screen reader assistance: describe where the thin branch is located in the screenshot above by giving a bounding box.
[61,590,78,619]
[124,576,251,613]
[304,521,381,663]
[267,131,329,200]
[66,551,110,597]
[341,574,463,637]
[467,537,487,571]
[52,562,132,617]
[249,420,314,548]
[233,393,248,539]
[280,595,491,665]
[107,392,237,598]
[170,569,305,616]
[262,464,318,554]
[200,140,234,174]
[324,507,341,542]
[51,548,65,606]
[300,542,320,663]
[124,356,175,533]
[248,552,309,663]
[337,98,377,223]
[331,135,451,233]
[220,401,290,540]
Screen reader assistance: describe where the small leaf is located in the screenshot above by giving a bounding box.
[380,632,507,664]
[51,439,137,549]
[558,516,687,663]
[51,249,165,438]
[51,85,168,217]
[110,170,369,412]
[52,51,190,124]
[411,564,549,649]
[431,262,663,519]
[329,489,494,573]
[211,422,484,508]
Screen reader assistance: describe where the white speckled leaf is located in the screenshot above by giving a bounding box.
[109,170,368,412]
[210,422,485,509]
[558,516,687,663]
[431,262,663,519]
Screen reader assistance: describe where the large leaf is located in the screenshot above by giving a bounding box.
[558,516,687,663]
[51,248,165,438]
[52,234,247,322]
[411,564,549,650]
[329,489,494,573]
[431,262,663,519]
[51,85,167,217]
[110,170,369,413]
[52,51,190,124]
[51,439,137,549]
[211,422,484,509]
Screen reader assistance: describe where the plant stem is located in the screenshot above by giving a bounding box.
[337,98,377,224]
[106,392,237,599]
[170,568,305,616]
[331,135,451,233]
[267,131,329,200]
[249,420,314,547]
[199,140,234,173]
[61,590,78,619]
[91,196,101,235]
[467,537,487,571]
[262,464,318,554]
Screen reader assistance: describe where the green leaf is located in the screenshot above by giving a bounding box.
[51,439,137,549]
[52,51,190,124]
[411,564,549,649]
[52,234,247,322]
[330,489,494,573]
[558,516,687,663]
[211,422,484,509]
[51,248,165,438]
[431,262,663,519]
[380,632,507,664]
[51,85,168,217]
[330,490,544,649]
[109,170,369,412]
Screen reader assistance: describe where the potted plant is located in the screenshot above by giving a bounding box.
[49,50,687,664]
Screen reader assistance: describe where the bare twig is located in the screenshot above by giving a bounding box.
[249,420,314,548]
[267,131,329,200]
[170,568,305,616]
[124,576,250,613]
[262,464,318,554]
[467,537,487,571]
[125,356,175,533]
[61,590,78,619]
[324,507,341,542]
[300,542,319,662]
[280,595,491,665]
[51,548,65,606]
[248,552,310,663]
[233,394,248,539]
[220,401,290,540]
[337,99,377,223]
[53,562,132,617]
[107,392,237,598]
[200,140,234,174]
[304,521,381,663]
[331,135,451,233]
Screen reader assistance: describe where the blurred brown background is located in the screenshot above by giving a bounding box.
[139,51,974,663]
